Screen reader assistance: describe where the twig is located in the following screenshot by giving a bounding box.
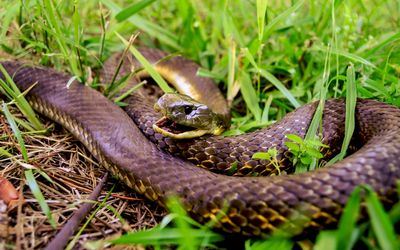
[44,173,108,250]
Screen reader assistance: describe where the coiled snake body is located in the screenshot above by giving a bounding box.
[1,48,400,237]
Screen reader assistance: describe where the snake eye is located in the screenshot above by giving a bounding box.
[183,105,193,115]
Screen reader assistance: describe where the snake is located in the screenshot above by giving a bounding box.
[0,47,399,237]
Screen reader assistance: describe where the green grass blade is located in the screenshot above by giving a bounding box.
[259,69,300,108]
[116,33,173,93]
[314,231,337,250]
[72,1,81,47]
[2,103,28,161]
[256,0,268,42]
[0,2,20,42]
[331,0,339,98]
[115,0,156,22]
[72,0,82,72]
[343,63,358,149]
[0,147,13,158]
[364,186,399,250]
[0,64,44,130]
[104,33,137,95]
[34,168,54,184]
[304,100,323,140]
[110,197,223,248]
[315,46,376,69]
[222,8,244,46]
[167,198,197,250]
[389,195,400,224]
[25,169,56,228]
[110,228,222,247]
[262,0,305,40]
[246,237,293,250]
[336,186,362,250]
[226,40,238,103]
[41,0,80,77]
[242,48,300,108]
[101,0,181,50]
[238,71,262,121]
[363,79,390,98]
[261,95,273,123]
[329,63,357,164]
[114,81,146,104]
[360,32,400,58]
[99,4,107,62]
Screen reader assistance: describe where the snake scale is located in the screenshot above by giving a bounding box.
[1,48,400,237]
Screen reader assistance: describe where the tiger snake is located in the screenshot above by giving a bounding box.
[1,48,399,237]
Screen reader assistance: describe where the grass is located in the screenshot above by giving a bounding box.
[0,0,399,249]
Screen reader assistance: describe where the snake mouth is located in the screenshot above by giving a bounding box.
[153,116,209,139]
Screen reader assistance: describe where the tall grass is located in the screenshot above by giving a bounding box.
[0,0,399,249]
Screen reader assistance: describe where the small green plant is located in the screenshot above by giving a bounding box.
[284,134,328,173]
[252,147,281,175]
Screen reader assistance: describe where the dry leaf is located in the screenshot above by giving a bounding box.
[0,176,18,205]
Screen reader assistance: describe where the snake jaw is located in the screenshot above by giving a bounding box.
[153,116,209,139]
[153,93,226,139]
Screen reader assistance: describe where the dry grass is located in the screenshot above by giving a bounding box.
[0,107,166,249]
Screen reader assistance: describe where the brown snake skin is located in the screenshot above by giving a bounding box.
[1,49,400,237]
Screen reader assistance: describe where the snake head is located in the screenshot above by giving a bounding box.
[153,93,226,139]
